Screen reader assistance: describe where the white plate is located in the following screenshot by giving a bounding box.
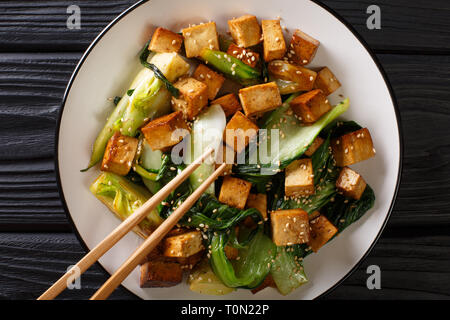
[56,0,402,299]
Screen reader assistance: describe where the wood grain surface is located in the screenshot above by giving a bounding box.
[0,0,449,300]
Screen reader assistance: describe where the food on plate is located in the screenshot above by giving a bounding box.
[84,14,376,296]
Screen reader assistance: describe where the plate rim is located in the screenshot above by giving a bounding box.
[54,0,403,300]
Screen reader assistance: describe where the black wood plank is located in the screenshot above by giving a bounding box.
[0,232,448,299]
[1,53,449,230]
[0,1,449,53]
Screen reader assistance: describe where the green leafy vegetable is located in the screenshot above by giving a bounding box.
[126,89,135,96]
[270,246,308,295]
[113,96,121,105]
[139,41,180,97]
[199,48,261,86]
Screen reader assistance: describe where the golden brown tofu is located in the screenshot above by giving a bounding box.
[227,15,261,48]
[218,176,252,209]
[238,82,282,117]
[314,67,341,96]
[262,20,286,62]
[308,215,338,252]
[243,193,268,228]
[268,60,317,91]
[149,27,183,53]
[251,274,276,294]
[141,111,189,151]
[246,193,268,220]
[285,158,315,197]
[227,43,260,68]
[224,111,259,153]
[101,132,138,176]
[289,29,320,66]
[171,77,208,120]
[163,230,204,258]
[211,93,242,117]
[215,144,235,176]
[304,136,325,157]
[331,128,376,167]
[182,22,219,58]
[290,89,331,124]
[224,245,239,260]
[173,251,204,269]
[336,167,367,200]
[271,209,310,246]
[193,64,225,100]
[140,260,183,288]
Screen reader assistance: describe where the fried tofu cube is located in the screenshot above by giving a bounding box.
[193,64,225,100]
[171,77,208,120]
[173,251,204,269]
[314,67,341,96]
[215,144,235,176]
[163,230,204,258]
[271,209,310,246]
[218,176,252,209]
[268,61,317,91]
[251,274,276,294]
[262,20,286,62]
[239,82,282,117]
[285,159,315,197]
[308,215,338,252]
[243,193,268,228]
[289,29,320,66]
[227,43,260,68]
[182,22,219,58]
[211,93,242,117]
[149,27,183,53]
[141,111,189,151]
[101,132,138,176]
[336,167,367,200]
[227,14,261,48]
[224,111,259,153]
[140,260,183,288]
[331,128,376,166]
[224,245,239,260]
[290,89,331,124]
[304,136,325,157]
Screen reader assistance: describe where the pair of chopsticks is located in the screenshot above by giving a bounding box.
[39,148,226,300]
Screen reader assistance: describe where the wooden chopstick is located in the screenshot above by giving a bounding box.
[38,148,214,300]
[90,163,228,300]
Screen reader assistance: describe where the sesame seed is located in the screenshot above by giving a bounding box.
[171,40,177,45]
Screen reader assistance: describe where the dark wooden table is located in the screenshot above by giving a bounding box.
[0,0,449,300]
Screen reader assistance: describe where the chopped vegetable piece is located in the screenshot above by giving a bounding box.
[193,64,225,100]
[90,172,163,238]
[218,176,252,209]
[141,111,189,151]
[182,22,219,58]
[140,260,182,287]
[285,158,315,197]
[289,29,320,66]
[261,20,286,62]
[270,246,308,295]
[336,166,367,200]
[188,259,235,295]
[308,215,338,252]
[101,132,138,176]
[331,128,376,166]
[271,209,310,246]
[238,82,282,117]
[149,27,183,53]
[171,77,209,120]
[314,67,341,96]
[290,89,331,124]
[228,15,261,48]
[211,93,242,117]
[199,48,261,86]
[224,111,259,153]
